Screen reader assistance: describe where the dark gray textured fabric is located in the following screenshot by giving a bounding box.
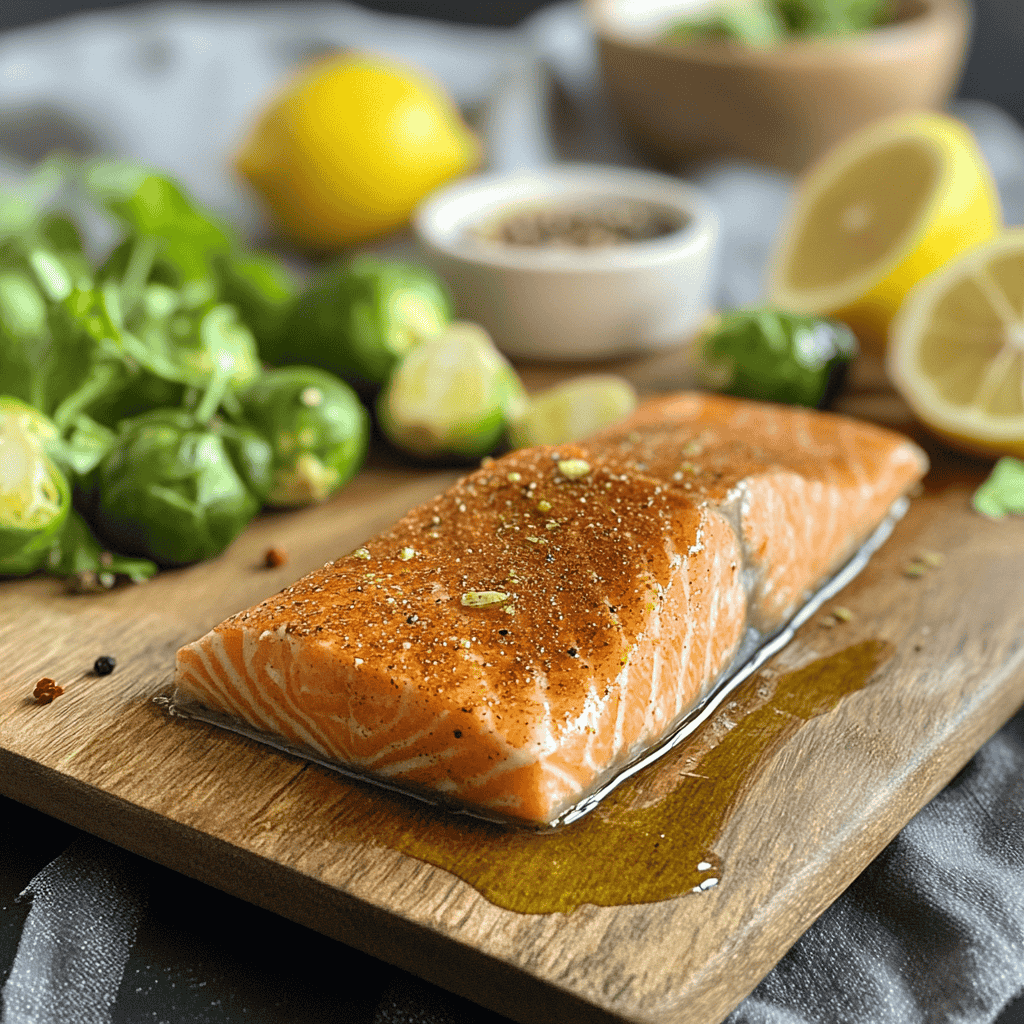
[729,712,1024,1024]
[1,838,146,1024]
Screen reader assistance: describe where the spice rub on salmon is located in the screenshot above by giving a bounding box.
[174,393,927,826]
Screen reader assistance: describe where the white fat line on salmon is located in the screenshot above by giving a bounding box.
[610,648,635,759]
[574,697,606,775]
[671,558,697,721]
[708,484,762,600]
[659,548,691,728]
[451,736,545,793]
[260,675,337,757]
[644,618,666,739]
[842,421,875,504]
[241,630,337,756]
[538,759,590,807]
[775,481,803,617]
[688,522,705,556]
[793,409,816,452]
[337,668,430,757]
[356,700,455,768]
[190,637,271,731]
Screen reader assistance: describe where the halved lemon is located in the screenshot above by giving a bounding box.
[769,112,1001,355]
[887,231,1024,458]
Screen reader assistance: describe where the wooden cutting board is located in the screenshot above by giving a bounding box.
[3,369,1024,1024]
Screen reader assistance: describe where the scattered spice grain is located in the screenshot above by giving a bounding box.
[93,655,117,676]
[264,547,288,569]
[33,678,64,704]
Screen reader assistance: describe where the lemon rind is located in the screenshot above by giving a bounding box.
[888,229,1024,447]
[769,112,999,315]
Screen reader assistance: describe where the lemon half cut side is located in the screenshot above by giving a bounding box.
[887,230,1024,459]
[769,112,1001,355]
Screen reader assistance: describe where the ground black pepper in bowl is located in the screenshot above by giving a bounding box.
[475,200,686,248]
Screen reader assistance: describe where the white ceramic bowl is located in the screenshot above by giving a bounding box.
[413,164,719,362]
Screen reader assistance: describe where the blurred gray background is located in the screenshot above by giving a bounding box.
[1,0,1022,125]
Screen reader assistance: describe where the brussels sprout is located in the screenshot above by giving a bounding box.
[972,458,1024,520]
[93,408,261,566]
[215,250,299,359]
[698,308,857,409]
[508,375,638,449]
[377,322,527,462]
[240,366,368,507]
[0,397,71,575]
[274,256,453,387]
[218,419,276,506]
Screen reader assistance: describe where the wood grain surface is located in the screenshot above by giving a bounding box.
[2,365,1024,1024]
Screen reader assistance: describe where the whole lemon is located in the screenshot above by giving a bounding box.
[236,55,480,250]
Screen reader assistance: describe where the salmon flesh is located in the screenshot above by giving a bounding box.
[174,394,927,826]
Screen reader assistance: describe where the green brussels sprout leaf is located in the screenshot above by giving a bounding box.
[698,307,857,409]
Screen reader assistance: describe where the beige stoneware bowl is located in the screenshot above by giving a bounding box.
[587,0,971,173]
[413,164,719,362]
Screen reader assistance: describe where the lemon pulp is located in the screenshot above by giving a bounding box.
[770,112,1001,355]
[888,230,1024,457]
[0,406,63,530]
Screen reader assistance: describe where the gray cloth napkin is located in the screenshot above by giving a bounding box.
[728,710,1024,1024]
[3,4,1024,1023]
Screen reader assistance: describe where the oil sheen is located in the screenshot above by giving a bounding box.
[320,640,892,914]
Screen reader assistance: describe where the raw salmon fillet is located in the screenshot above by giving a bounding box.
[174,393,927,825]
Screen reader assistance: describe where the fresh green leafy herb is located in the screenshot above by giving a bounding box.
[972,458,1024,520]
[663,0,892,44]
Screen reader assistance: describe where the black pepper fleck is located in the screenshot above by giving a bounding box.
[568,648,578,657]
[454,729,463,738]
[93,655,116,676]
